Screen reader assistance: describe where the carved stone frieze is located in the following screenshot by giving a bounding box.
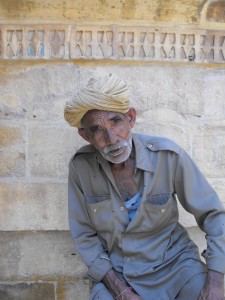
[0,24,224,63]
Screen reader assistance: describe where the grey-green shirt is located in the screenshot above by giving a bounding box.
[68,133,225,299]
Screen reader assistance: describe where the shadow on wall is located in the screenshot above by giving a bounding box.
[201,0,225,23]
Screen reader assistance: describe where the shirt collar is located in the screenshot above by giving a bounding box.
[132,133,154,172]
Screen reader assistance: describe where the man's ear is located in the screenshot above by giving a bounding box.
[78,128,91,143]
[126,107,136,128]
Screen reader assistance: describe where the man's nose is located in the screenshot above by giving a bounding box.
[104,128,117,144]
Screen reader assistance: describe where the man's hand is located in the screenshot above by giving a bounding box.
[198,270,225,300]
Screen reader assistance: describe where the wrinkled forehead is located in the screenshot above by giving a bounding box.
[81,109,126,127]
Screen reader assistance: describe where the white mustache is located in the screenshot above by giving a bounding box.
[103,140,128,154]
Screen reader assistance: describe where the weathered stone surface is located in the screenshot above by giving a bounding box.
[0,127,25,178]
[208,178,225,207]
[178,201,198,228]
[0,182,69,230]
[192,124,225,178]
[28,126,85,178]
[0,282,55,300]
[57,282,90,300]
[135,119,191,153]
[0,231,87,281]
[0,0,207,23]
[0,64,79,121]
[186,226,207,256]
[206,1,225,23]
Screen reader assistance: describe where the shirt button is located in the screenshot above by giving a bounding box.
[120,206,125,211]
[161,208,166,213]
[127,258,131,262]
[93,208,97,213]
[148,143,153,149]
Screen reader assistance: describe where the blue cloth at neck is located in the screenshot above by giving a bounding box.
[124,193,142,221]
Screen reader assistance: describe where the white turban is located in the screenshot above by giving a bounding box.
[64,74,130,128]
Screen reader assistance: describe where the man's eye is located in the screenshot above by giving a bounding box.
[112,117,121,124]
[90,126,103,135]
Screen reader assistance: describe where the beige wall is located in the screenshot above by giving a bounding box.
[0,0,225,26]
[0,0,225,299]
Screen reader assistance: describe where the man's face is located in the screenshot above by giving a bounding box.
[79,108,136,164]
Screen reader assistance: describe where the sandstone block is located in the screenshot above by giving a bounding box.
[0,282,55,300]
[0,127,25,178]
[57,281,90,300]
[0,182,69,231]
[28,126,86,178]
[0,0,204,23]
[192,125,225,178]
[186,226,207,256]
[202,71,225,120]
[208,179,225,207]
[178,201,197,228]
[0,64,78,122]
[0,231,87,281]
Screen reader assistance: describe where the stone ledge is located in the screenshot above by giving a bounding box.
[0,24,224,63]
[0,231,87,282]
[0,281,90,300]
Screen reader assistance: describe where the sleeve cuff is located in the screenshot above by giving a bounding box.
[85,253,113,282]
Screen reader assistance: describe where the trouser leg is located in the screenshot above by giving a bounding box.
[175,272,207,300]
[89,282,114,300]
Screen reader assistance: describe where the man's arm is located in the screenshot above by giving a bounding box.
[174,148,225,298]
[102,269,143,300]
[68,160,113,282]
[198,270,224,300]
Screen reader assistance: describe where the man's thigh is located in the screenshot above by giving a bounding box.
[175,272,207,300]
[89,282,114,300]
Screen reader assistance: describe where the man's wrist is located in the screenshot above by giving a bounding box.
[115,286,133,299]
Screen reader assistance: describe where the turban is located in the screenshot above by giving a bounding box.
[64,74,130,128]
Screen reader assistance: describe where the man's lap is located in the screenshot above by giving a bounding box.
[89,272,207,300]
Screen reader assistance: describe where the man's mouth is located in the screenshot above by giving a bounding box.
[107,147,125,157]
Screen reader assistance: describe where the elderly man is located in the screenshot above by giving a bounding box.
[64,74,225,300]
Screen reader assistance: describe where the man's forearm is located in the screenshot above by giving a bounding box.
[102,268,132,298]
[198,269,225,300]
[207,270,224,287]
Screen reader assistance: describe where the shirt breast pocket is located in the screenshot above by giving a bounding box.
[85,195,113,233]
[143,192,178,231]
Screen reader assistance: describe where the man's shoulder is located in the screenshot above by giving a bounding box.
[134,133,181,155]
[70,144,96,162]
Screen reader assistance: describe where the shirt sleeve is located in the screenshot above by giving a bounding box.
[68,160,113,282]
[174,148,225,274]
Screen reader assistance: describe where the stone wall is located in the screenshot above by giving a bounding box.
[0,0,225,299]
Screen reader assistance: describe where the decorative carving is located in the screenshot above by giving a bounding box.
[28,30,44,57]
[70,27,113,58]
[0,25,224,63]
[6,30,23,58]
[50,30,65,58]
